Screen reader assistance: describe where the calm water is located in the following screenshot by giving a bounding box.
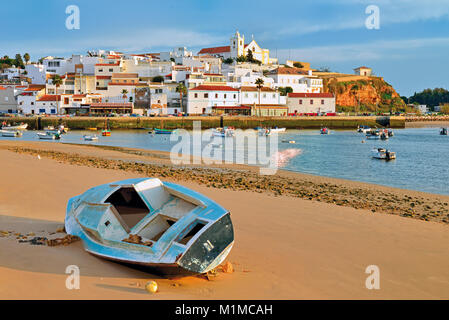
[2,127,448,195]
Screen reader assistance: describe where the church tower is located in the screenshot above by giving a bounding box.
[230,30,245,59]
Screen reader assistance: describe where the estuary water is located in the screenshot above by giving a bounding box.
[2,127,448,195]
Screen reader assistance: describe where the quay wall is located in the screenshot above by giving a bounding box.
[0,116,406,130]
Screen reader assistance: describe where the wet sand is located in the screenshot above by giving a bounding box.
[0,141,448,299]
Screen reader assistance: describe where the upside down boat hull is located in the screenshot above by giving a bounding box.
[65,178,234,275]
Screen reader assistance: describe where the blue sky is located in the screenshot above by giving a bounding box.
[1,0,449,96]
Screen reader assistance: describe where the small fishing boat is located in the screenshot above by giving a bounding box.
[320,127,330,134]
[440,128,448,136]
[37,131,61,140]
[1,130,22,137]
[152,128,177,135]
[270,127,286,133]
[88,127,98,131]
[65,177,234,275]
[366,129,381,139]
[83,135,99,141]
[372,148,396,160]
[212,127,234,137]
[258,128,271,136]
[357,125,371,133]
[102,130,111,136]
[1,123,28,131]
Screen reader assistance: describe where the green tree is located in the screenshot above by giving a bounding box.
[223,58,234,64]
[121,89,129,103]
[152,75,164,83]
[24,53,30,65]
[51,74,63,93]
[236,55,247,63]
[293,62,303,68]
[279,86,293,96]
[15,54,24,68]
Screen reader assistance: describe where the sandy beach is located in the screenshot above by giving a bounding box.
[0,141,448,299]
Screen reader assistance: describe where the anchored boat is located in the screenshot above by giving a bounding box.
[320,127,330,134]
[152,128,178,135]
[83,134,99,141]
[372,148,396,160]
[65,178,234,275]
[1,130,22,137]
[357,125,371,133]
[37,131,61,140]
[1,123,28,131]
[440,128,448,136]
[212,127,234,137]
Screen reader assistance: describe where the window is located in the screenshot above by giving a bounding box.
[263,93,266,98]
[99,69,103,72]
[273,94,276,98]
[233,94,236,99]
[215,93,218,98]
[194,93,198,98]
[244,93,248,98]
[204,93,208,98]
[64,98,69,104]
[224,94,227,99]
[39,109,45,113]
[321,99,324,105]
[299,99,302,105]
[31,102,34,105]
[124,80,127,83]
[51,109,56,114]
[109,69,113,72]
[310,99,313,104]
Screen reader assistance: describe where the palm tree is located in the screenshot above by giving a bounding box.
[255,78,264,116]
[24,53,30,65]
[52,74,63,94]
[121,89,129,103]
[176,82,187,113]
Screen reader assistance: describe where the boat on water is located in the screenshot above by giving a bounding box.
[212,127,234,137]
[357,125,371,133]
[83,135,99,141]
[102,130,111,136]
[320,127,330,134]
[372,148,396,160]
[65,177,234,275]
[151,128,178,135]
[1,130,22,137]
[37,131,61,140]
[1,123,28,131]
[258,128,271,136]
[270,127,286,133]
[440,128,448,135]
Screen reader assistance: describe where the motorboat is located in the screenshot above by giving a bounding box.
[212,127,234,137]
[84,135,99,141]
[152,128,178,135]
[372,148,396,160]
[440,128,448,136]
[65,178,234,275]
[1,130,22,137]
[366,129,381,139]
[320,127,330,134]
[1,123,28,131]
[270,127,286,133]
[102,129,111,136]
[357,125,371,133]
[37,131,61,140]
[258,128,271,136]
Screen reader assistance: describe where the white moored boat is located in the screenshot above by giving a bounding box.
[1,130,22,137]
[83,135,99,141]
[37,131,61,140]
[212,127,234,137]
[372,148,396,160]
[1,123,28,131]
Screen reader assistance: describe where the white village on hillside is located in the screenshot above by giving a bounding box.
[0,31,374,117]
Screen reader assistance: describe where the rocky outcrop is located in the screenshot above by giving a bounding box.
[322,77,405,111]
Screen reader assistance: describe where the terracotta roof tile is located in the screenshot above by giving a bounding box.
[190,85,239,92]
[198,46,231,54]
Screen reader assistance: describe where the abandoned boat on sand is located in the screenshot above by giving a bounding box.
[65,178,234,275]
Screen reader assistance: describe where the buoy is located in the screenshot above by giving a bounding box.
[145,280,158,294]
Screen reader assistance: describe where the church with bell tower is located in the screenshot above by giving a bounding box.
[198,30,278,65]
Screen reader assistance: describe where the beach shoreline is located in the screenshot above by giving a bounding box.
[0,141,448,299]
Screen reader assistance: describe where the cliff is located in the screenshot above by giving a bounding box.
[322,76,406,112]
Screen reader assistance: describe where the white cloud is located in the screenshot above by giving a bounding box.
[276,36,449,63]
[274,0,449,37]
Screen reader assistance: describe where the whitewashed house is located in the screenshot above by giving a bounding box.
[187,85,239,114]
